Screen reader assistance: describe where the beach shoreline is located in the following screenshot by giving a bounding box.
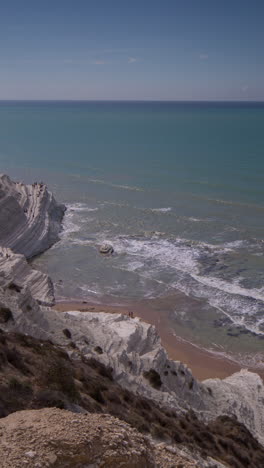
[53,298,264,382]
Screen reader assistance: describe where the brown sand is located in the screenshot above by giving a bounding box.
[54,300,264,382]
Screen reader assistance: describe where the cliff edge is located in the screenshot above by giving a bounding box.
[0,174,65,258]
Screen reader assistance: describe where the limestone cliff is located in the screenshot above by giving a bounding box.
[0,247,54,305]
[0,174,65,258]
[1,277,264,447]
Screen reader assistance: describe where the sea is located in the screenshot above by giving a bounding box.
[1,100,264,366]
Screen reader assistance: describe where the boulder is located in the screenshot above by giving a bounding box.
[99,243,114,255]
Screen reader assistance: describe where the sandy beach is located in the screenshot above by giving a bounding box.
[54,299,264,382]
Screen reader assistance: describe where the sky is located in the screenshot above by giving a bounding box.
[0,0,263,100]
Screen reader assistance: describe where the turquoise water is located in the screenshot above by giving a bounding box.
[1,101,264,361]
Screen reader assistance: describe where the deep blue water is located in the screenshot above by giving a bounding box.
[1,101,264,359]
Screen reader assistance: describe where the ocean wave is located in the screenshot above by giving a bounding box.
[61,203,99,238]
[66,202,98,212]
[191,273,264,302]
[112,237,201,275]
[79,285,101,295]
[105,234,264,333]
[62,212,81,236]
[88,178,144,192]
[151,207,172,213]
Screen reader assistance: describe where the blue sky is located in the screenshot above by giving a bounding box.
[0,1,263,100]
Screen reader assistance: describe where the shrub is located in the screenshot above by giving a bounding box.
[40,358,79,401]
[106,391,121,404]
[0,307,13,323]
[6,347,30,375]
[8,283,22,293]
[143,369,162,389]
[90,388,105,404]
[62,328,72,339]
[8,377,32,394]
[94,346,103,354]
[34,389,66,409]
[189,379,194,390]
[86,358,113,380]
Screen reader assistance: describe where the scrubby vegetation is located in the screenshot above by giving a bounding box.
[143,368,162,389]
[0,328,263,467]
[0,307,13,323]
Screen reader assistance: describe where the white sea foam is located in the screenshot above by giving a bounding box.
[151,207,172,213]
[62,212,81,236]
[123,261,145,272]
[66,202,98,212]
[103,234,264,333]
[61,203,98,238]
[88,178,144,192]
[187,217,204,222]
[222,240,247,249]
[191,273,264,303]
[112,237,201,275]
[79,285,100,295]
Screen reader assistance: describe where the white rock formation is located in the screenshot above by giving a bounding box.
[1,277,264,445]
[0,174,65,258]
[62,310,207,413]
[204,369,264,445]
[0,247,54,305]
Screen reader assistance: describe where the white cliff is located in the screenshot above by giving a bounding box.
[1,277,264,446]
[0,247,54,305]
[0,174,65,258]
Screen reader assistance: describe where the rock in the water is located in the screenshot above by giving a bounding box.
[99,243,114,255]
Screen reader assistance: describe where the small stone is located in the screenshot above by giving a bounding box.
[25,451,37,458]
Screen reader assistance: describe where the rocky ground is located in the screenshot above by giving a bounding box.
[0,408,204,468]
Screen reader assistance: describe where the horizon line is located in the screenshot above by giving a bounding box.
[0,99,263,103]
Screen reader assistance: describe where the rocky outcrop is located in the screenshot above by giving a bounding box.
[1,277,264,446]
[204,370,264,445]
[0,174,65,258]
[0,408,155,467]
[0,247,54,305]
[62,310,206,414]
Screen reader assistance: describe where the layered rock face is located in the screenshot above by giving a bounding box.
[0,174,65,258]
[0,174,65,305]
[0,247,54,305]
[1,277,264,446]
